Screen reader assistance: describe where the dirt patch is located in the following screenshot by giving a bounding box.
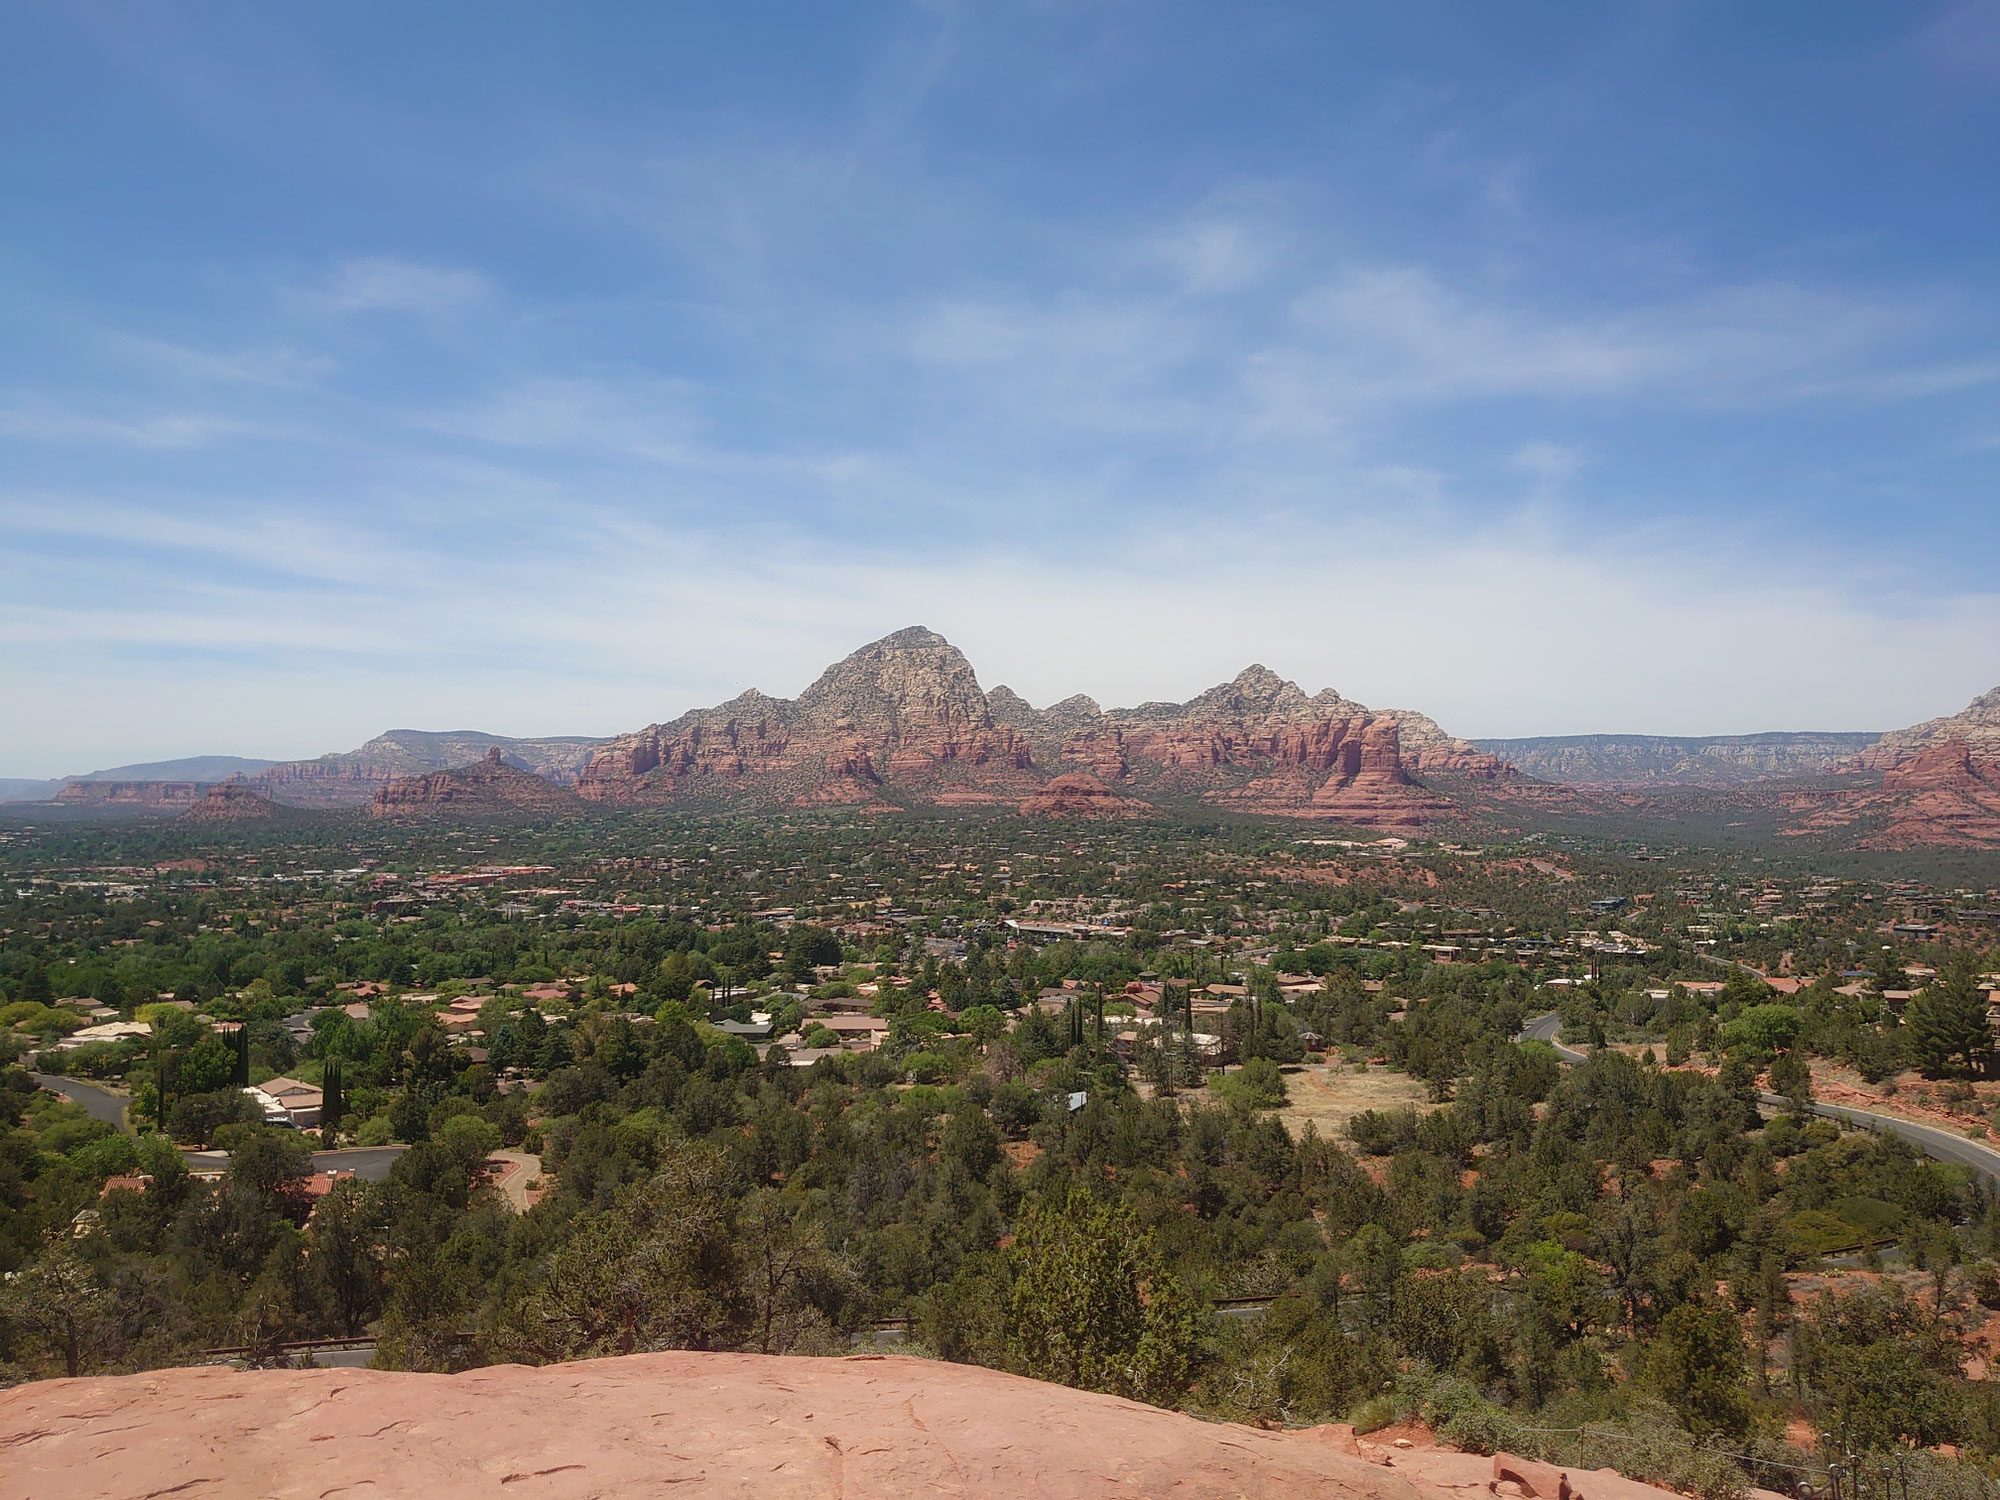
[1808,1060,1997,1136]
[1272,1063,1434,1143]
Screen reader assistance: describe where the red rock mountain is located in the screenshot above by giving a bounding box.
[578,627,1501,826]
[1841,684,2000,771]
[1786,737,2000,849]
[370,748,588,819]
[1019,772,1153,819]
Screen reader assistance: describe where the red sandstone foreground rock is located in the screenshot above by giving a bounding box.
[0,1352,1738,1500]
[0,1353,1791,1500]
[369,748,587,819]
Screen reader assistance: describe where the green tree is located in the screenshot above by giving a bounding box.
[1006,1187,1203,1406]
[1646,1300,1751,1438]
[1903,957,1993,1081]
[1767,1047,1811,1115]
[1,1238,109,1377]
[1721,1004,1802,1055]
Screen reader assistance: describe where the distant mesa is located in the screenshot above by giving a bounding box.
[1478,731,1882,788]
[247,729,603,809]
[368,747,586,819]
[53,779,206,810]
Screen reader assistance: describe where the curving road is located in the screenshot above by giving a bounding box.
[32,1073,132,1130]
[1517,1013,2000,1186]
[1752,1090,2000,1187]
[1516,1012,1590,1065]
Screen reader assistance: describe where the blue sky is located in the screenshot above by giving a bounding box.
[6,2,2000,775]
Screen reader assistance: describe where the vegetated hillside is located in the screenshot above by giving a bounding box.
[1476,732,1879,786]
[576,626,1507,827]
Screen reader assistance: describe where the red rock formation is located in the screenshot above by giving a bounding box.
[1841,685,2000,772]
[52,780,204,809]
[1780,739,2000,849]
[247,731,604,809]
[179,781,275,822]
[575,631,1493,826]
[369,749,586,819]
[1019,772,1152,819]
[578,629,1033,806]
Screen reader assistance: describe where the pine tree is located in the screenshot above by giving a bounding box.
[1903,956,1993,1080]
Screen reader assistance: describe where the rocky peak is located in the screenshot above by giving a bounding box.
[1175,664,1316,722]
[795,625,993,741]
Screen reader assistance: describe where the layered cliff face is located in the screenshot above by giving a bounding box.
[1478,732,1881,787]
[1841,685,2000,772]
[578,628,1034,808]
[578,629,1495,827]
[248,730,605,809]
[369,749,587,819]
[1781,740,2000,849]
[52,780,205,809]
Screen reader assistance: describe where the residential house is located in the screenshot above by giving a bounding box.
[243,1077,324,1129]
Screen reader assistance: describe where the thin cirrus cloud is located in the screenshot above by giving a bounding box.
[308,256,494,316]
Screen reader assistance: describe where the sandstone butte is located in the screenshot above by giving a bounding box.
[0,1350,1781,1500]
[51,779,206,809]
[1017,771,1153,819]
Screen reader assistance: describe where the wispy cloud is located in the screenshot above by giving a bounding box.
[0,404,262,448]
[312,257,493,315]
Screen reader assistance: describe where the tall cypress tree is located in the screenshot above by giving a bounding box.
[321,1056,345,1139]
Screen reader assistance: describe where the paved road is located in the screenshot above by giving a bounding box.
[1516,1012,1591,1064]
[491,1150,542,1212]
[182,1145,409,1181]
[1517,1013,2000,1186]
[32,1074,131,1130]
[1754,1091,2000,1186]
